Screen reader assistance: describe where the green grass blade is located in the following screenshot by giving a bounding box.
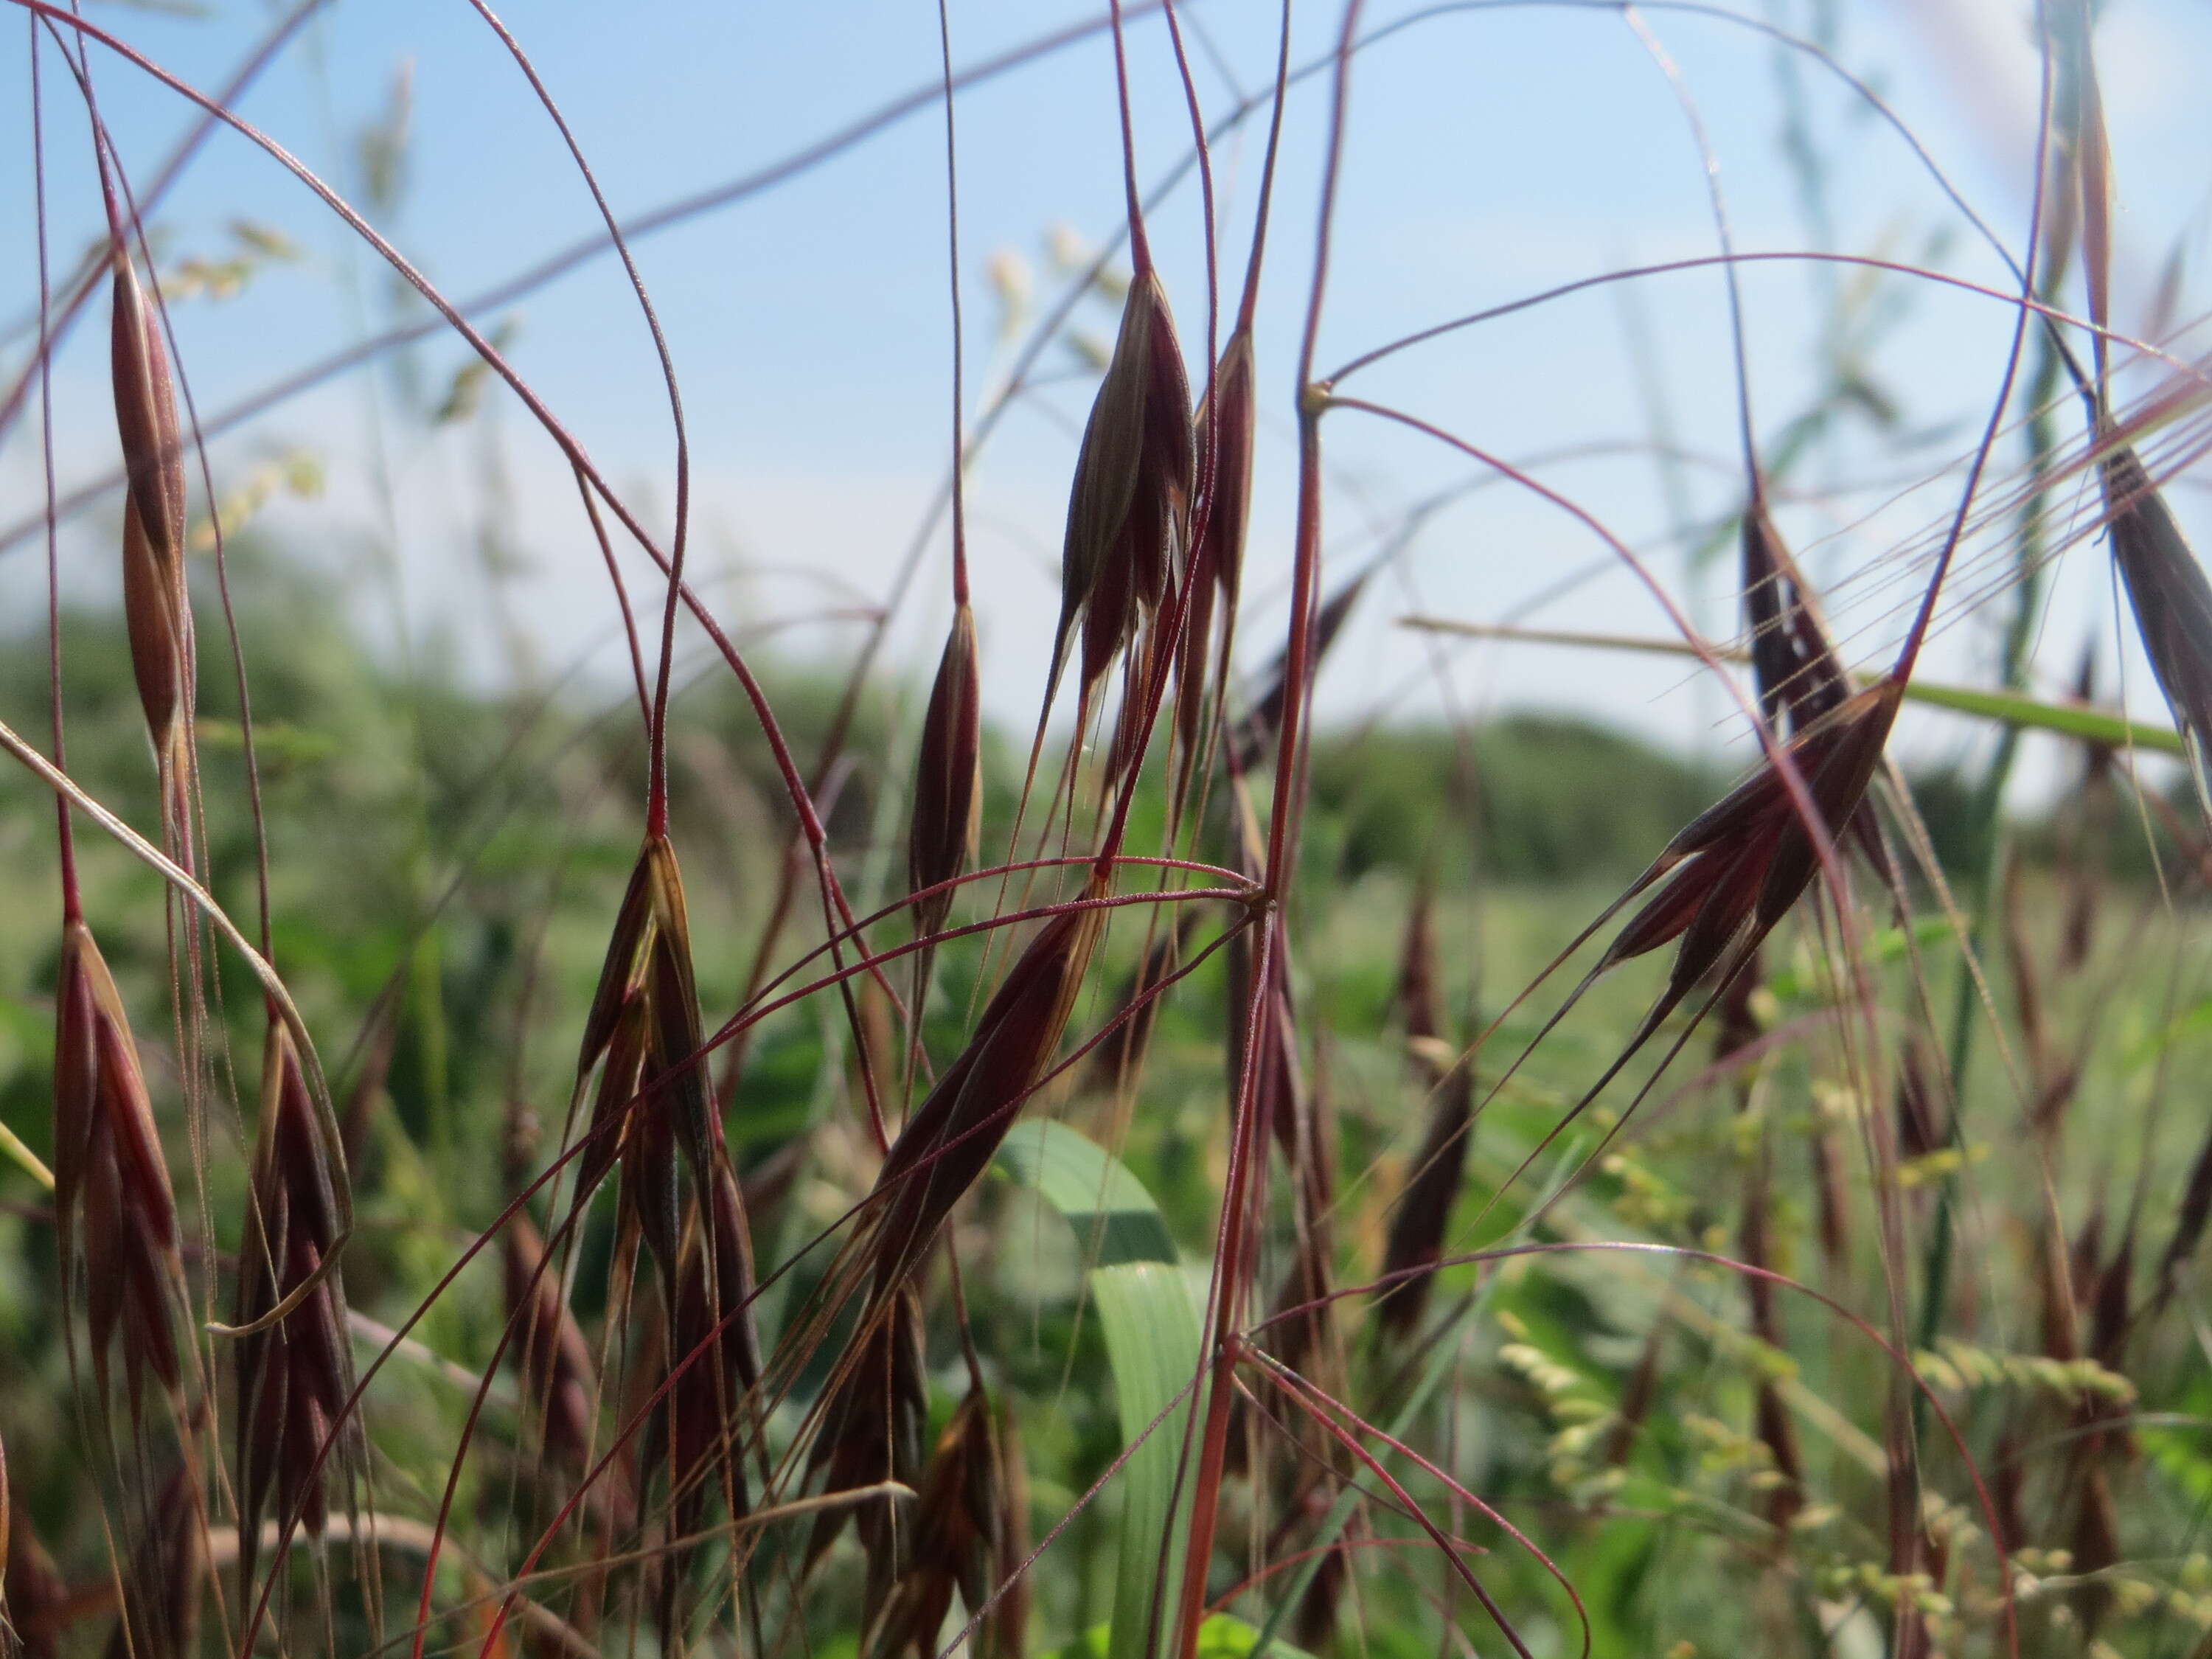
[1399,617,2186,754]
[996,1120,1202,1659]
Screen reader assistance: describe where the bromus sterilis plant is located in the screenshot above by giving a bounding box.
[6,1,2212,1658]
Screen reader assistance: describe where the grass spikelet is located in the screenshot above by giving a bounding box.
[108,254,192,802]
[804,1284,928,1622]
[504,1212,628,1527]
[234,1012,361,1599]
[1087,920,1185,1096]
[1047,268,1194,708]
[1741,501,1847,732]
[1378,877,1471,1337]
[1172,327,1256,801]
[576,835,713,1293]
[52,919,182,1416]
[1587,680,1899,1041]
[908,602,982,952]
[1475,676,1905,1198]
[654,1136,763,1560]
[865,902,1102,1296]
[873,1382,1005,1659]
[103,1467,202,1659]
[2096,439,2212,814]
[1376,1064,1472,1339]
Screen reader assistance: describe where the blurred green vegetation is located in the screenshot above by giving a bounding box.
[0,556,2203,1658]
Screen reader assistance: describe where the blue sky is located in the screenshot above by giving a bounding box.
[4,0,2210,794]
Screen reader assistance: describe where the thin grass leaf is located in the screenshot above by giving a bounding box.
[993,1120,1199,1659]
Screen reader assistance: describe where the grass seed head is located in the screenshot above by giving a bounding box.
[1604,679,1902,997]
[654,1141,764,1548]
[1086,919,1186,1095]
[504,1212,621,1519]
[874,1383,1005,1659]
[110,257,192,769]
[108,257,186,564]
[655,1159,761,1557]
[2099,440,2212,810]
[579,836,714,1292]
[1377,1065,1472,1338]
[1742,501,1848,733]
[866,904,1101,1295]
[234,1017,357,1599]
[908,602,983,945]
[103,1467,202,1659]
[1053,268,1194,699]
[53,921,182,1411]
[805,1283,928,1618]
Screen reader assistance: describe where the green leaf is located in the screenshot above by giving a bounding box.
[995,1120,1202,1659]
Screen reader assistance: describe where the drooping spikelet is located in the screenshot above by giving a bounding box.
[804,1284,928,1625]
[577,835,712,1294]
[102,1467,203,1659]
[233,1015,359,1599]
[2097,439,2212,816]
[1048,268,1194,706]
[873,1382,1008,1659]
[865,903,1101,1296]
[108,254,192,799]
[653,1135,762,1561]
[1378,884,1474,1338]
[908,602,983,950]
[52,920,183,1415]
[504,1211,632,1531]
[1741,501,1848,734]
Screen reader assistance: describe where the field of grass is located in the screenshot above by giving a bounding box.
[4,3,2212,1658]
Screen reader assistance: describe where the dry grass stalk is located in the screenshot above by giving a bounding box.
[872,1382,1006,1659]
[52,919,183,1415]
[2096,439,2212,813]
[103,1467,202,1659]
[803,1284,928,1625]
[234,1015,360,1597]
[908,602,982,950]
[108,254,193,803]
[1048,267,1194,708]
